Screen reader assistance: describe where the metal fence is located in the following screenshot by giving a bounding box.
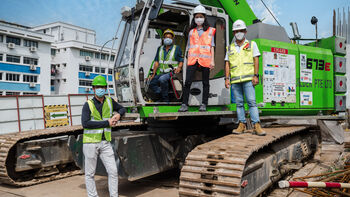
[0,94,98,135]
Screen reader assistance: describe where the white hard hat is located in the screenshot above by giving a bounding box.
[193,5,206,15]
[232,19,247,31]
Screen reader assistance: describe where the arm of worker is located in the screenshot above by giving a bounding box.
[175,46,184,73]
[252,41,261,86]
[110,99,126,123]
[210,47,215,70]
[225,60,230,89]
[81,102,110,129]
[149,47,161,80]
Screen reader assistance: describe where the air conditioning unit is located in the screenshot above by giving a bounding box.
[29,46,37,52]
[85,72,90,76]
[85,56,91,61]
[30,64,36,71]
[85,87,91,92]
[29,82,35,88]
[7,43,15,49]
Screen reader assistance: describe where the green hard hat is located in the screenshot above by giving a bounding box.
[92,75,107,86]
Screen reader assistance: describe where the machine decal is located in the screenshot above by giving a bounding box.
[271,47,288,54]
[263,51,296,103]
[300,91,313,106]
[300,54,312,83]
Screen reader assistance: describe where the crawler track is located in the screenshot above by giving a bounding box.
[179,126,309,197]
[0,122,143,186]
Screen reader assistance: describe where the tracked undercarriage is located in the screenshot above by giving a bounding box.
[179,126,320,197]
[0,122,143,186]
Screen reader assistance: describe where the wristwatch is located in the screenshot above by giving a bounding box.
[254,74,259,78]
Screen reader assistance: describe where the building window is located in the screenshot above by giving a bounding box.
[79,79,92,86]
[111,55,115,61]
[101,54,106,60]
[79,65,93,72]
[109,84,113,88]
[51,49,56,56]
[80,50,93,57]
[95,67,100,73]
[95,53,100,59]
[0,54,3,61]
[23,75,38,82]
[23,57,38,65]
[0,73,2,80]
[0,91,2,95]
[6,91,20,95]
[101,68,106,74]
[6,55,20,63]
[108,69,113,74]
[23,92,38,95]
[6,73,20,81]
[6,36,21,45]
[24,39,38,48]
[0,35,3,42]
[51,79,55,85]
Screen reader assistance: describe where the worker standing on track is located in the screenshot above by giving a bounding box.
[178,5,216,112]
[81,75,126,197]
[148,28,184,102]
[224,19,266,136]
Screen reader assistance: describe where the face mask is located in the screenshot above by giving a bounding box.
[195,18,205,26]
[163,38,173,46]
[95,88,106,97]
[235,32,245,41]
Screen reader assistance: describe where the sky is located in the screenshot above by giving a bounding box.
[0,0,349,47]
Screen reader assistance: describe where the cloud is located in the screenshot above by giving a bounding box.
[247,0,281,25]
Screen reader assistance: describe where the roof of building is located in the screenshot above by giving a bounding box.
[32,21,96,34]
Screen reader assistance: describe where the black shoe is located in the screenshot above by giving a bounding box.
[178,104,188,112]
[199,104,206,112]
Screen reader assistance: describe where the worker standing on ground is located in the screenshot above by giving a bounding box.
[178,5,216,112]
[148,29,184,102]
[81,75,126,197]
[224,19,266,136]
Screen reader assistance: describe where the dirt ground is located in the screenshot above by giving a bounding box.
[0,170,179,197]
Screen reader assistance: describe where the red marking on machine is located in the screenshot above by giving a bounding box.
[271,47,288,54]
[241,180,248,188]
[339,61,343,68]
[325,62,331,71]
[19,154,30,159]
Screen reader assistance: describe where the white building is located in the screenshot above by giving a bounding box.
[33,22,116,95]
[0,21,53,95]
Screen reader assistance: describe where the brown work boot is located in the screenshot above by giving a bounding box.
[253,123,266,136]
[232,122,246,134]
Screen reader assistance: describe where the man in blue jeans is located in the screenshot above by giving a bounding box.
[148,29,184,102]
[224,19,266,136]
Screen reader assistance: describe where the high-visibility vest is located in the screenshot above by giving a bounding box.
[157,45,179,74]
[83,97,113,143]
[187,27,216,68]
[228,40,254,84]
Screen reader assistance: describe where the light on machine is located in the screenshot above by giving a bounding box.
[121,6,132,18]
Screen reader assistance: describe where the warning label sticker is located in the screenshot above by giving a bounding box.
[263,52,296,103]
[300,54,312,83]
[300,91,313,106]
[44,105,69,128]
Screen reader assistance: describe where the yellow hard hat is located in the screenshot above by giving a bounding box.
[163,29,175,38]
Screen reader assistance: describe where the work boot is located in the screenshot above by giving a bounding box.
[178,104,188,112]
[199,104,206,112]
[253,123,266,136]
[232,122,246,134]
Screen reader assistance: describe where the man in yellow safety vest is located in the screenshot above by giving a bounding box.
[225,19,266,136]
[81,75,125,197]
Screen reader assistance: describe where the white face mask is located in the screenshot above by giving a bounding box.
[235,32,245,41]
[195,18,205,26]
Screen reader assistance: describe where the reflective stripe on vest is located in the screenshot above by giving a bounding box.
[228,40,254,84]
[187,27,216,68]
[83,97,113,143]
[158,45,179,74]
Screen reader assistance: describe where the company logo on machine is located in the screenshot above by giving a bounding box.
[271,47,288,54]
[44,105,69,128]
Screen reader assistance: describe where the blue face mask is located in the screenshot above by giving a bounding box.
[95,88,106,97]
[164,38,173,46]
